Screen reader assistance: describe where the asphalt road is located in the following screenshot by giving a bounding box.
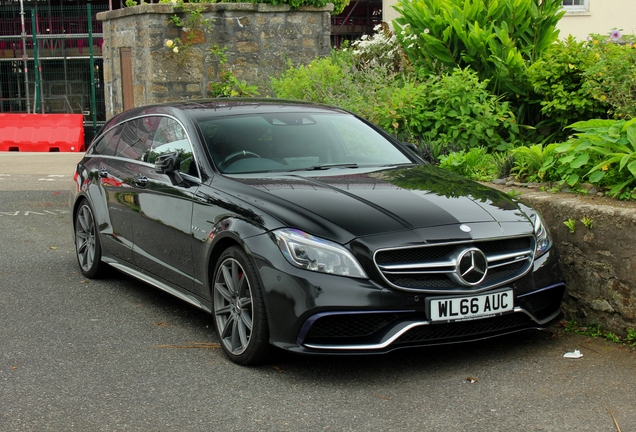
[1,153,635,431]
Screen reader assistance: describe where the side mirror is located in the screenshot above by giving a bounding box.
[404,142,423,158]
[155,152,185,186]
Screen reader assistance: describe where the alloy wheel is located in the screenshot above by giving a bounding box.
[76,204,97,273]
[213,257,254,355]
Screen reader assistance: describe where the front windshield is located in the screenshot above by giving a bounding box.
[195,112,414,174]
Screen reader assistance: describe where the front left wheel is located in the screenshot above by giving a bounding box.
[212,246,272,365]
[74,200,106,279]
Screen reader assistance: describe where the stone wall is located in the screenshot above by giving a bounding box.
[96,3,332,118]
[517,191,636,335]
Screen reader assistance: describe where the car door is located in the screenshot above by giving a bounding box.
[128,116,200,291]
[88,123,136,263]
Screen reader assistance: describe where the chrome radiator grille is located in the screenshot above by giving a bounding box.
[374,236,535,293]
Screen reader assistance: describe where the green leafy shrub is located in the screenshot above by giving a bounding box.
[510,143,559,182]
[438,147,507,181]
[554,119,636,198]
[270,56,350,103]
[393,0,564,102]
[273,54,519,151]
[524,119,636,199]
[402,68,520,151]
[271,34,417,137]
[527,36,608,142]
[583,37,636,120]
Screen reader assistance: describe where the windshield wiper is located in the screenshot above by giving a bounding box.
[380,162,418,167]
[305,163,359,171]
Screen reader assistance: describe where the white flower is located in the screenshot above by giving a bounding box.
[408,43,414,49]
[173,46,179,53]
[610,29,622,41]
[424,28,430,34]
[165,39,174,47]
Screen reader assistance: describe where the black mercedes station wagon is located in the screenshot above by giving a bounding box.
[71,99,565,365]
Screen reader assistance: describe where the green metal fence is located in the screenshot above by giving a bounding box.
[0,5,107,143]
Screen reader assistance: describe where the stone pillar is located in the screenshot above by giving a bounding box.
[97,3,333,118]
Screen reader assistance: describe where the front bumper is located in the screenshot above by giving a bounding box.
[245,233,565,355]
[297,284,564,353]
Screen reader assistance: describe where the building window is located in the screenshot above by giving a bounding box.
[562,0,589,11]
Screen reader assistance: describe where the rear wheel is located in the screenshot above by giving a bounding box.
[74,200,105,279]
[212,246,272,365]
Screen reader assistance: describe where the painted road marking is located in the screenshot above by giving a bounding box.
[0,174,69,180]
[0,210,68,216]
[38,175,69,181]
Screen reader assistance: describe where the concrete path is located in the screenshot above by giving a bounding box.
[0,152,83,191]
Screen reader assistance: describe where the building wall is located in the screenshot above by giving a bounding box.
[558,0,636,40]
[97,3,332,118]
[382,0,636,41]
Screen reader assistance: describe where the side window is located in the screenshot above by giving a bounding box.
[116,120,144,160]
[92,124,123,156]
[147,117,198,177]
[116,117,161,161]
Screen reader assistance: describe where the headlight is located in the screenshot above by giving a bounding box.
[534,213,553,257]
[274,229,368,279]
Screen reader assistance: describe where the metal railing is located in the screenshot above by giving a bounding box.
[0,4,107,138]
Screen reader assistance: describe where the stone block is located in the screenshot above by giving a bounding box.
[286,14,304,24]
[268,16,285,25]
[186,84,201,94]
[260,28,277,39]
[237,41,259,53]
[182,29,206,45]
[150,84,168,94]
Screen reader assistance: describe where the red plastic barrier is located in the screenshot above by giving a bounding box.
[0,113,84,152]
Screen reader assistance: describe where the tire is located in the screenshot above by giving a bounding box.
[74,199,106,279]
[212,246,272,365]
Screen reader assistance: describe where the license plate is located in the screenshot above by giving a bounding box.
[429,290,513,322]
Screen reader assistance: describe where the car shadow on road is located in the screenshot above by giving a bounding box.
[268,329,559,375]
[90,267,569,377]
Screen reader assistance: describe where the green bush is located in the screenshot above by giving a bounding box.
[402,68,520,151]
[273,47,519,151]
[583,37,636,120]
[527,36,608,142]
[510,143,559,182]
[271,49,406,129]
[438,147,506,181]
[554,119,636,198]
[270,56,350,103]
[393,0,564,101]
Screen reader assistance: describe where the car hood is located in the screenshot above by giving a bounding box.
[222,165,532,242]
